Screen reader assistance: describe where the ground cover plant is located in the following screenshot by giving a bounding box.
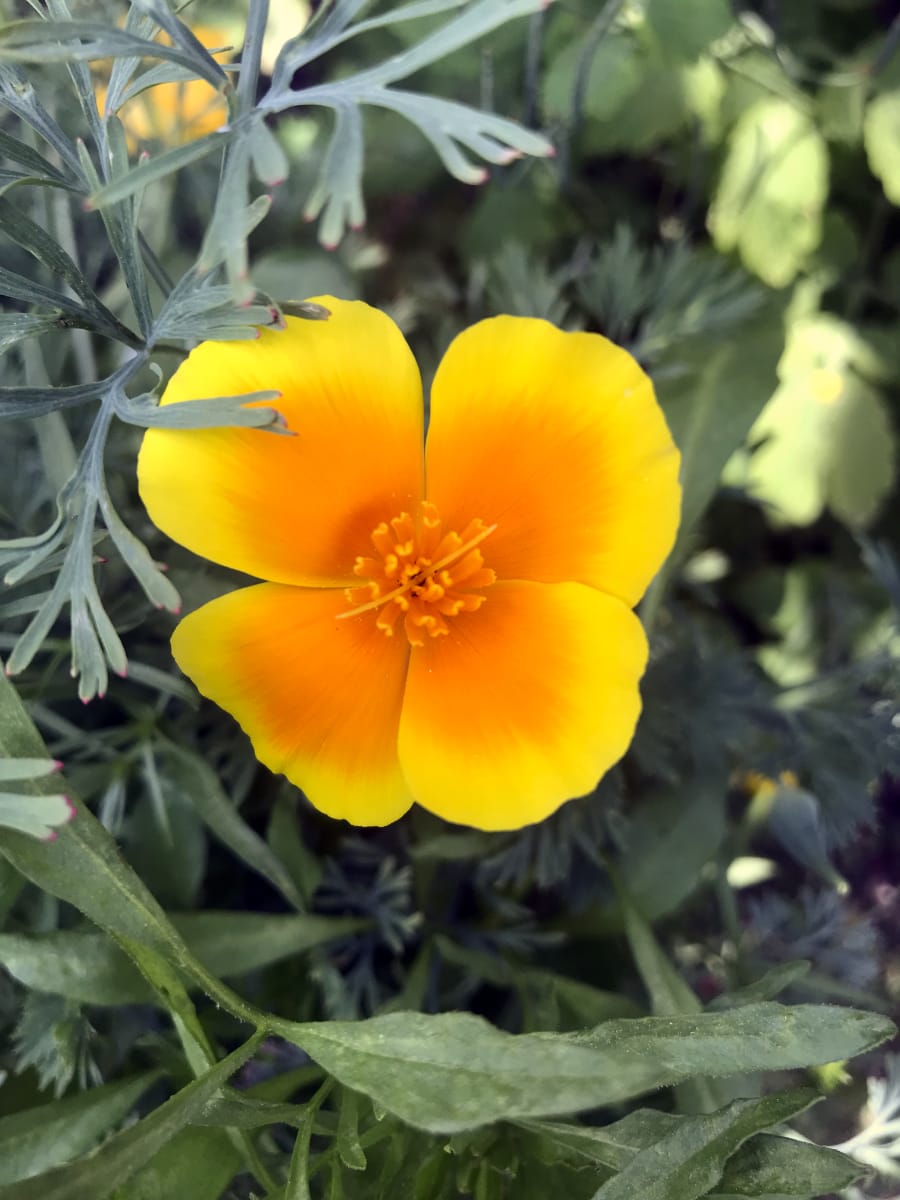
[0,0,899,1196]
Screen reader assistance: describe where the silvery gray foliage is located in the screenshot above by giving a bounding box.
[0,0,552,697]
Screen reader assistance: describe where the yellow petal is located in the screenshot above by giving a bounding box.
[138,298,423,586]
[172,584,414,825]
[425,317,681,606]
[397,581,647,830]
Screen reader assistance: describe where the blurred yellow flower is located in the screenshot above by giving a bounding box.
[138,299,681,830]
[96,25,231,147]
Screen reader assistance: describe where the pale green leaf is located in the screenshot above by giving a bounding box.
[864,88,900,204]
[709,99,828,287]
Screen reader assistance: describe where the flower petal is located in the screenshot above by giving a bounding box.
[138,298,423,586]
[425,317,681,606]
[397,581,647,830]
[172,584,414,825]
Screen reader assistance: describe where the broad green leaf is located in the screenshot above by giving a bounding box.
[0,1035,264,1200]
[113,1128,241,1200]
[522,1106,866,1197]
[0,1072,160,1185]
[614,876,718,1114]
[709,99,828,287]
[715,1129,867,1196]
[864,88,900,204]
[276,1003,894,1133]
[570,1003,893,1079]
[588,1090,815,1200]
[0,912,368,1005]
[745,314,897,528]
[645,0,733,61]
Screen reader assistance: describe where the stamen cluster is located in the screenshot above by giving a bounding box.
[344,501,496,646]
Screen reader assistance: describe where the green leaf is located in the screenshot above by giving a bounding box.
[709,98,828,287]
[864,87,900,204]
[542,31,643,126]
[0,792,73,839]
[112,1128,242,1200]
[0,1035,264,1200]
[588,1090,816,1200]
[522,1107,866,1197]
[709,962,812,1010]
[86,131,230,210]
[745,314,897,528]
[0,1072,161,1185]
[657,303,785,543]
[0,912,369,1005]
[0,312,63,356]
[275,1003,894,1133]
[159,741,306,911]
[0,670,258,1023]
[616,783,726,921]
[715,1129,867,1197]
[645,0,733,61]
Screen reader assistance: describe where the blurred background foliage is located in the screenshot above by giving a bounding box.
[0,0,899,1197]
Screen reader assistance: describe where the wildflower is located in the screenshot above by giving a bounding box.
[96,25,230,148]
[138,298,680,829]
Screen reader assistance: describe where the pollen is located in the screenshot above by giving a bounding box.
[340,501,497,646]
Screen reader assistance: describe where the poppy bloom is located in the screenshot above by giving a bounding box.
[138,298,680,830]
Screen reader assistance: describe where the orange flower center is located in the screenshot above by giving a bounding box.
[340,500,497,646]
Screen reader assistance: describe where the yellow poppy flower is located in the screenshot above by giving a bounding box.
[137,298,681,830]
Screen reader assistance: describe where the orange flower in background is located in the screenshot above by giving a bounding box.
[96,25,230,147]
[138,298,681,830]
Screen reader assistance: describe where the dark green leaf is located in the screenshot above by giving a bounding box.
[111,1128,241,1200]
[0,1035,264,1200]
[588,1090,816,1200]
[0,1072,161,1185]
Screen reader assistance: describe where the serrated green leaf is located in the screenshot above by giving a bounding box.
[0,1072,161,1186]
[864,87,900,204]
[709,99,828,287]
